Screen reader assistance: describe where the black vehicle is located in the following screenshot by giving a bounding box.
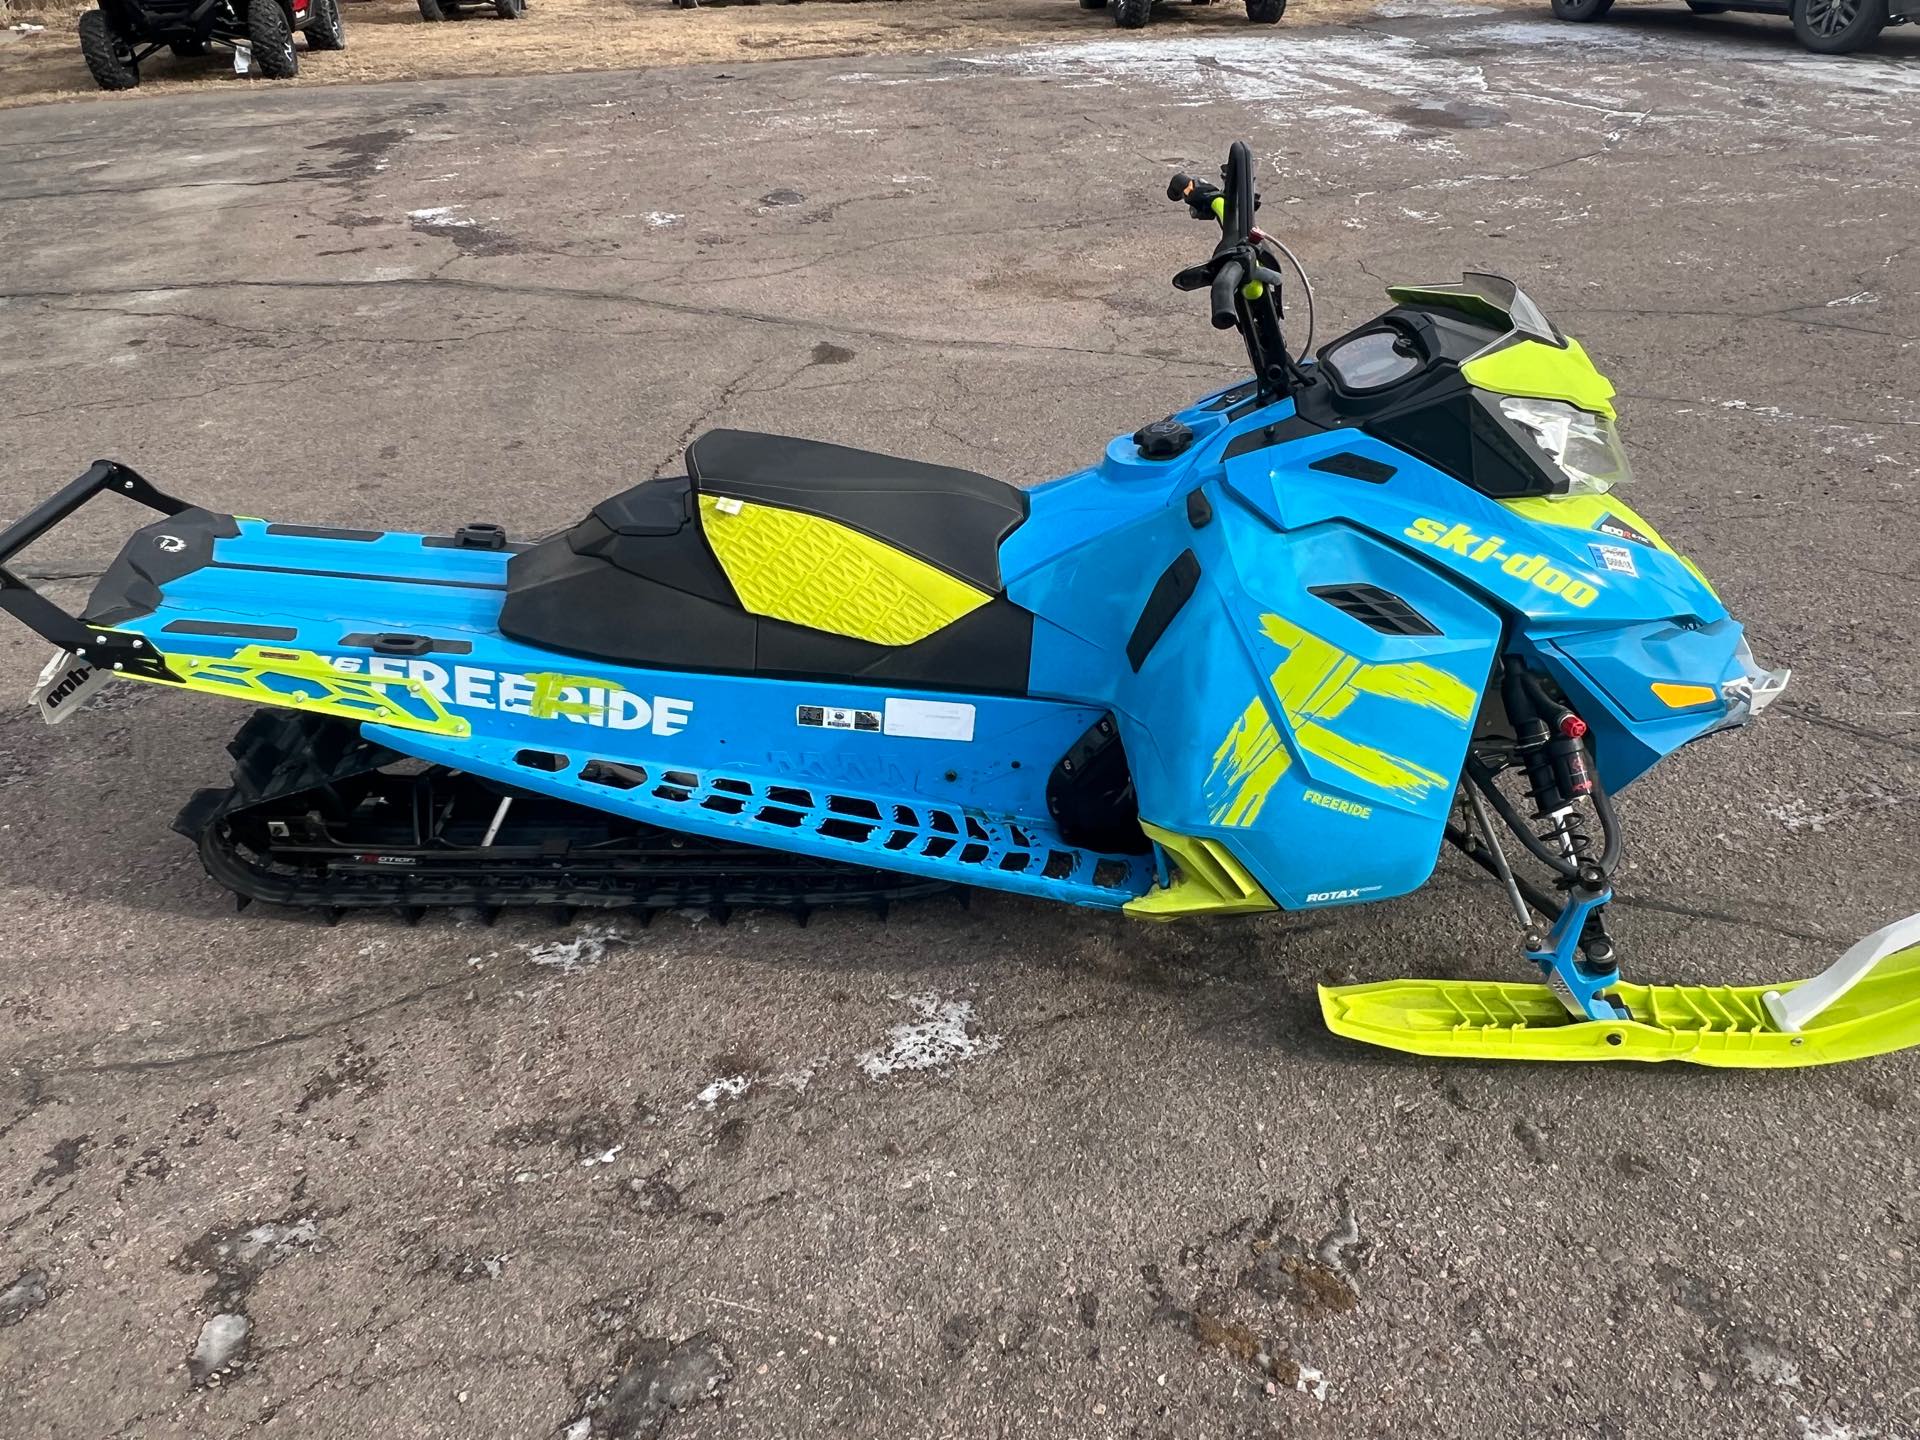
[418,0,527,22]
[1549,0,1913,53]
[1080,0,1285,32]
[77,0,344,91]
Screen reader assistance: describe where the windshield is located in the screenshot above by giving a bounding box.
[1384,272,1560,348]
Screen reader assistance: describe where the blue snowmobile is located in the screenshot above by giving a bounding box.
[7,142,1917,1068]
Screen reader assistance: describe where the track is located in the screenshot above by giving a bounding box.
[172,711,953,923]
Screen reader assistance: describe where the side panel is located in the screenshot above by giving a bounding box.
[1012,452,1502,910]
[1124,516,1501,908]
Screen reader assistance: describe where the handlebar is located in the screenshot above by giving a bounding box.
[1164,140,1301,399]
[1209,260,1244,330]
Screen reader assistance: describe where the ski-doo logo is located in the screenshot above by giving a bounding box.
[329,656,692,735]
[39,664,94,711]
[1402,518,1601,608]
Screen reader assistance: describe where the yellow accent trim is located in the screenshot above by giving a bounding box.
[1463,335,1617,421]
[1318,941,1920,1068]
[698,495,991,646]
[128,643,468,736]
[1651,681,1719,710]
[524,671,626,721]
[1125,822,1277,920]
[1259,615,1476,724]
[1499,494,1676,556]
[1203,615,1478,825]
[1205,696,1292,827]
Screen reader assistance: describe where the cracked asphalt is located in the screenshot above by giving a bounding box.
[3,9,1919,1438]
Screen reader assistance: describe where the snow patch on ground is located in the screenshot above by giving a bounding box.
[962,36,1491,144]
[522,926,627,976]
[1764,790,1910,835]
[1370,0,1493,13]
[226,1218,318,1267]
[645,211,683,228]
[690,1075,752,1110]
[858,994,1001,1080]
[189,1313,251,1386]
[407,205,474,227]
[1294,1364,1331,1401]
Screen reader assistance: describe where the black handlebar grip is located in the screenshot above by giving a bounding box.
[1210,260,1244,330]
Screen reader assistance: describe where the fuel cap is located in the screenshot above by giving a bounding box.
[1133,417,1195,460]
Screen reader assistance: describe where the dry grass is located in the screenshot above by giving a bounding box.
[0,0,1442,111]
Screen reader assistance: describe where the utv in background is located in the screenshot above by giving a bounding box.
[78,0,344,90]
[1549,0,1912,53]
[1082,0,1284,30]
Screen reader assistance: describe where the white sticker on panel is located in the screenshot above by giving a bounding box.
[883,697,976,742]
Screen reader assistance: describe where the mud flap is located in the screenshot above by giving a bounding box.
[1319,936,1920,1068]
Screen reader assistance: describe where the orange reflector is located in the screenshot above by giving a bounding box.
[1652,682,1719,709]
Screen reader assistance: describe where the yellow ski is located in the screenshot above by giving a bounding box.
[1321,924,1920,1069]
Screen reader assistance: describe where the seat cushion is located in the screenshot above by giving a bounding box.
[685,429,1027,593]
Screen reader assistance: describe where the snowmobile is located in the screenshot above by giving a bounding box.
[5,142,1916,1069]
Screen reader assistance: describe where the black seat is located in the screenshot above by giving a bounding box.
[497,431,1034,694]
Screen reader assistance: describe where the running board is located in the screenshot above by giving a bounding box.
[1320,926,1920,1068]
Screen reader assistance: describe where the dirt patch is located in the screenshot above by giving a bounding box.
[0,0,1501,112]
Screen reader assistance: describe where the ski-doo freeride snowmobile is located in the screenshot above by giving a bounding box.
[7,143,1917,1069]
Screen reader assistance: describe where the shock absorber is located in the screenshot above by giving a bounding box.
[1507,660,1618,972]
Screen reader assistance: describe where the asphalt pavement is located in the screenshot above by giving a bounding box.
[2,9,1918,1437]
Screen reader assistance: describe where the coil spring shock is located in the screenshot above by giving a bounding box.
[1502,662,1600,864]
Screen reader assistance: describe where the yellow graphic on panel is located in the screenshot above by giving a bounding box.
[1205,615,1477,827]
[1204,695,1292,828]
[699,495,990,646]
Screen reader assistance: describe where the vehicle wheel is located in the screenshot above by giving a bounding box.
[418,0,445,19]
[168,37,208,54]
[1548,0,1614,19]
[77,10,140,89]
[494,0,522,18]
[305,0,345,47]
[1791,0,1886,49]
[1244,0,1284,21]
[1111,0,1150,26]
[247,0,298,74]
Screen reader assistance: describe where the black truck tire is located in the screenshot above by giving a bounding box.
[305,0,346,48]
[418,0,446,17]
[247,0,299,74]
[494,0,523,18]
[78,10,140,89]
[1549,0,1615,18]
[1791,0,1886,49]
[1111,0,1150,25]
[1244,0,1285,21]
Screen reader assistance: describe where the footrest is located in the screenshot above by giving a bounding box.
[1320,941,1920,1068]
